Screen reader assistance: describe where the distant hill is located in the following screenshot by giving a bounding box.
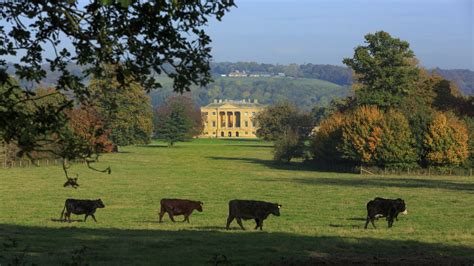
[431,68,474,96]
[210,62,474,96]
[4,62,473,110]
[149,76,350,110]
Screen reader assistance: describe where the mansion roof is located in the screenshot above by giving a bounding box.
[202,99,263,109]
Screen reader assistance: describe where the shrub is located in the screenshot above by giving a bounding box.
[273,129,302,163]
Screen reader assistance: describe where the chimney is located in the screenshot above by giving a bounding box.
[219,99,222,103]
[254,99,258,103]
[214,99,218,103]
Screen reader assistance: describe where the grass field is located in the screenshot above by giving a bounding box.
[1,139,473,265]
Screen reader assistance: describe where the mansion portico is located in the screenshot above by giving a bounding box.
[200,99,264,138]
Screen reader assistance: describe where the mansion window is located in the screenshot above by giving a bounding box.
[212,121,216,127]
[244,121,248,127]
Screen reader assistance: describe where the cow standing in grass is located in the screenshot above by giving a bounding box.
[364,197,407,229]
[226,199,281,230]
[159,199,203,223]
[60,199,105,222]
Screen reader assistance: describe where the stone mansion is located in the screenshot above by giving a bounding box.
[200,99,264,138]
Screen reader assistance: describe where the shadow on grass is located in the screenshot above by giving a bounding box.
[135,144,169,148]
[217,138,266,143]
[282,177,474,192]
[223,144,273,149]
[208,156,356,173]
[209,156,473,192]
[50,218,83,223]
[0,224,472,265]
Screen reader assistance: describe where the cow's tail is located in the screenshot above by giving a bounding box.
[160,199,165,213]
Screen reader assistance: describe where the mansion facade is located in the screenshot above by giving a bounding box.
[200,99,264,138]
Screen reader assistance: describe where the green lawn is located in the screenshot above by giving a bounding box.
[1,139,473,265]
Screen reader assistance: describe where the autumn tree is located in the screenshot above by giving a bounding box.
[89,71,154,146]
[310,112,345,162]
[339,106,384,165]
[343,31,420,109]
[154,95,203,146]
[424,112,469,167]
[65,106,114,154]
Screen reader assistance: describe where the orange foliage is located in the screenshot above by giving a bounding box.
[310,112,345,161]
[66,106,114,153]
[424,112,469,166]
[340,106,384,164]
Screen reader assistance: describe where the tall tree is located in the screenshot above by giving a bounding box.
[255,102,314,162]
[154,95,203,146]
[89,71,154,146]
[255,102,313,141]
[343,31,420,109]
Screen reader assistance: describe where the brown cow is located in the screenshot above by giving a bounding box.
[159,198,203,223]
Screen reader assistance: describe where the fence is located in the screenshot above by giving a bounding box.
[360,166,473,177]
[1,158,86,169]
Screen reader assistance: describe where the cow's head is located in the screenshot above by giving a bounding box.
[272,204,282,216]
[196,201,203,212]
[95,199,105,208]
[396,199,407,215]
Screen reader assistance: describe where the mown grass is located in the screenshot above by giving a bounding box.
[1,139,473,265]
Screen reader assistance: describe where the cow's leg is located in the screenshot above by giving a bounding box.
[364,216,370,229]
[236,218,245,230]
[84,214,88,222]
[159,210,165,223]
[370,218,376,229]
[60,205,66,221]
[226,215,234,230]
[183,214,190,223]
[168,212,176,222]
[259,220,264,230]
[91,214,97,222]
[254,219,260,230]
[388,218,394,228]
[67,212,72,223]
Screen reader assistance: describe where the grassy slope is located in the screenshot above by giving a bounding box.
[0,139,473,265]
[148,76,349,110]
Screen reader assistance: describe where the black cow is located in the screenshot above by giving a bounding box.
[226,200,281,230]
[159,199,203,223]
[60,198,105,222]
[364,197,407,229]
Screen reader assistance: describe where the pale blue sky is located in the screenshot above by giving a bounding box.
[208,0,473,70]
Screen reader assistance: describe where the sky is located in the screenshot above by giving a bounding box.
[207,0,474,70]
